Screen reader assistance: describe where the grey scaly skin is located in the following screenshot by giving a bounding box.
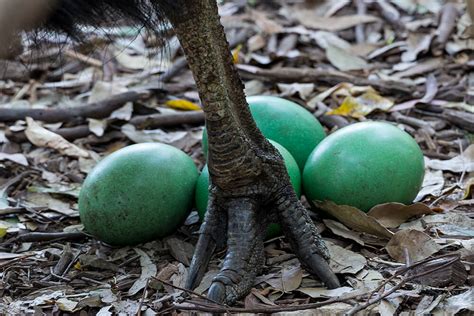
[160,0,340,304]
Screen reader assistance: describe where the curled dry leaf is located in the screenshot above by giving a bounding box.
[298,286,354,298]
[399,212,474,232]
[0,152,28,166]
[326,45,368,71]
[367,202,434,228]
[409,254,467,287]
[165,237,194,266]
[165,99,202,111]
[264,265,303,293]
[323,219,365,246]
[432,288,474,315]
[194,270,219,294]
[25,118,90,158]
[277,83,315,100]
[314,200,393,239]
[386,229,441,262]
[326,240,367,274]
[327,89,393,118]
[425,144,474,173]
[290,12,379,31]
[128,248,157,296]
[415,169,444,201]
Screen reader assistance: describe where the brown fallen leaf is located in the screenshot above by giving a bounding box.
[326,241,366,274]
[291,12,379,31]
[313,200,393,239]
[386,229,441,262]
[25,117,90,158]
[298,286,354,298]
[323,219,365,246]
[0,152,28,166]
[327,88,394,118]
[367,203,434,228]
[281,265,303,292]
[409,255,467,287]
[425,144,474,173]
[165,237,194,266]
[265,265,303,293]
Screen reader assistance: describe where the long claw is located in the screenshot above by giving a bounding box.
[208,198,266,304]
[276,186,341,289]
[185,195,226,290]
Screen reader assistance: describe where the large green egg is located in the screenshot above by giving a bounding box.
[202,96,326,169]
[79,143,198,246]
[195,140,301,237]
[303,122,425,212]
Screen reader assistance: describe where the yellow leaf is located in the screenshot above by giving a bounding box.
[463,177,474,199]
[0,225,7,238]
[0,220,12,238]
[165,99,201,111]
[74,261,82,270]
[328,89,393,118]
[232,44,242,64]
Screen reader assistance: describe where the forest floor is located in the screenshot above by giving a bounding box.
[0,0,473,315]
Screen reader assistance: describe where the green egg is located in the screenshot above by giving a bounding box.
[79,143,198,246]
[202,96,326,169]
[303,122,425,212]
[195,140,301,238]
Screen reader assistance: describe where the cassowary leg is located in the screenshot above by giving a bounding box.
[161,0,340,304]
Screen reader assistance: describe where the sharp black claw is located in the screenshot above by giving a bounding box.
[207,281,226,303]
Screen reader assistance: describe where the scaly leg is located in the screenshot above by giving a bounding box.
[161,0,340,304]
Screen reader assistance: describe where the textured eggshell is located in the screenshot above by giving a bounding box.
[202,96,326,169]
[195,140,301,229]
[79,143,198,245]
[303,122,425,212]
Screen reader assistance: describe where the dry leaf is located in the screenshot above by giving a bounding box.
[281,265,303,292]
[326,45,368,71]
[314,200,393,239]
[432,288,474,315]
[23,192,78,217]
[277,83,315,100]
[128,249,157,296]
[386,229,441,262]
[298,286,354,298]
[232,44,242,64]
[400,213,473,232]
[250,10,283,34]
[367,203,434,228]
[0,222,7,238]
[328,89,394,118]
[25,118,90,158]
[88,118,107,137]
[326,240,367,274]
[165,237,194,266]
[425,144,474,172]
[110,103,133,120]
[88,81,128,103]
[0,152,28,166]
[114,49,168,70]
[415,169,445,201]
[291,12,379,31]
[165,99,202,111]
[323,219,364,245]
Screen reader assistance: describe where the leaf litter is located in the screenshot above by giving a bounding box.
[0,0,473,314]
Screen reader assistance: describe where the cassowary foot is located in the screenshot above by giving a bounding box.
[159,0,341,304]
[186,149,340,305]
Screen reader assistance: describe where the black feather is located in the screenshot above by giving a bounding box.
[44,0,182,38]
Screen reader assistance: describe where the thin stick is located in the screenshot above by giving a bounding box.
[152,276,226,307]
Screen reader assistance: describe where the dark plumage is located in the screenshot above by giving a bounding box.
[44,0,180,37]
